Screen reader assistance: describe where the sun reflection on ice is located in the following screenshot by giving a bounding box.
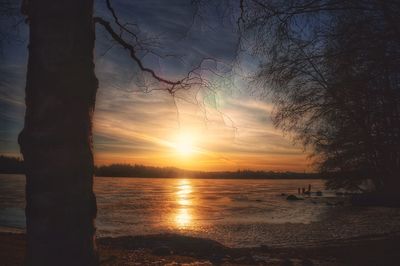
[176,208,191,228]
[174,179,193,228]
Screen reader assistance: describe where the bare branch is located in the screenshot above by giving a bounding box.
[105,0,140,43]
[94,16,183,88]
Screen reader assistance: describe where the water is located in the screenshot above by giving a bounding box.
[1,174,400,247]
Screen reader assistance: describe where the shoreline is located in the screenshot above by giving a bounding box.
[1,232,400,265]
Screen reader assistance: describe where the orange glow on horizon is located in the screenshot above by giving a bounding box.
[92,94,312,172]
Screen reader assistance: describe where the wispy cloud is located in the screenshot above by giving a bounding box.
[0,0,311,171]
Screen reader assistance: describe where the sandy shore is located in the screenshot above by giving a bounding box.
[1,232,400,265]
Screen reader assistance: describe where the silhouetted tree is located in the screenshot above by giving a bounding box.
[239,0,400,194]
[18,0,206,265]
[19,0,99,265]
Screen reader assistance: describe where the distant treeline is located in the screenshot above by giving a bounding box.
[95,164,318,179]
[0,156,318,179]
[0,155,24,174]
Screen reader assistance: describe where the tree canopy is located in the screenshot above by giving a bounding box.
[240,0,400,193]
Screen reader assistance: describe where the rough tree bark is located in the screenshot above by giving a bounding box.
[18,0,98,265]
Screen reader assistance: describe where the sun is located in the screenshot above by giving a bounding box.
[175,132,196,156]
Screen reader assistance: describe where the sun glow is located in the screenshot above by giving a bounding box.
[174,132,197,156]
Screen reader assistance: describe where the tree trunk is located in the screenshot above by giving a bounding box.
[18,0,98,265]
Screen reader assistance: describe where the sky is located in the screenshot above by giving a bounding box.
[0,0,310,172]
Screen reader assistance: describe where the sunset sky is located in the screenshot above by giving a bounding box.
[0,0,310,171]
